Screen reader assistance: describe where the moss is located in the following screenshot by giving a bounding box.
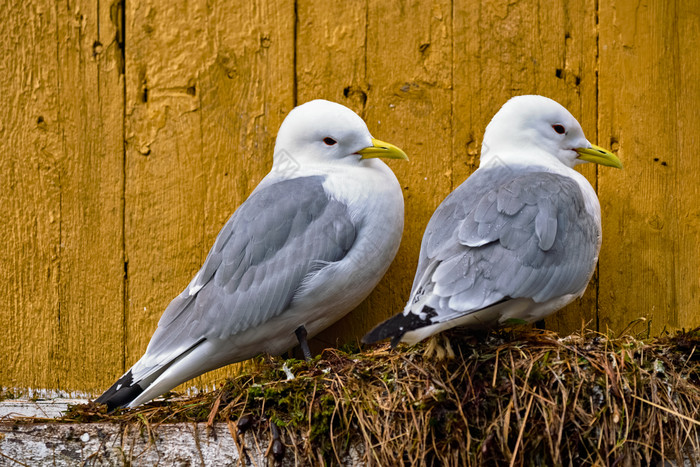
[28,327,697,465]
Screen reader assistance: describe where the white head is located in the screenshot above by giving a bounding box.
[480,95,622,170]
[273,100,407,171]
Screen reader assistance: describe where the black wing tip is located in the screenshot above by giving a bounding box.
[362,306,438,347]
[361,315,405,345]
[95,370,144,412]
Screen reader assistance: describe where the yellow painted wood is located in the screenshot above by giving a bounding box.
[122,0,295,393]
[450,0,602,336]
[357,0,456,341]
[598,0,700,336]
[0,0,63,392]
[190,0,296,390]
[0,0,124,393]
[55,0,126,392]
[123,0,210,382]
[1,0,698,394]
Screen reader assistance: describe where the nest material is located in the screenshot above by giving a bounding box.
[55,327,700,466]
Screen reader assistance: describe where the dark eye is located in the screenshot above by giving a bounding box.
[323,137,337,146]
[552,124,566,135]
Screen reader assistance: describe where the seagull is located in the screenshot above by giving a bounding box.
[97,99,408,409]
[363,95,622,348]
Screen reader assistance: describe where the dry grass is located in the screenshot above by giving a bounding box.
[51,327,700,466]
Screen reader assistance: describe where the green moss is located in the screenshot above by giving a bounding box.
[50,327,700,466]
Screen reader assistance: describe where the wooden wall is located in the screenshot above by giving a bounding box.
[1,0,698,395]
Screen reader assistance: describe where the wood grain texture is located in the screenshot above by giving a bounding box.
[0,0,124,393]
[123,0,209,381]
[54,0,125,392]
[0,0,62,392]
[598,0,700,335]
[1,0,698,394]
[312,0,457,348]
[123,0,295,392]
[190,0,296,389]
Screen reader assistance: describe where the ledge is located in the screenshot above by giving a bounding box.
[2,329,699,465]
[0,421,262,466]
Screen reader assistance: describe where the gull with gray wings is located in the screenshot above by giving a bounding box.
[97,100,408,409]
[363,95,622,347]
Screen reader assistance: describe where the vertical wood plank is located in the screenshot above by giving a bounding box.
[296,0,367,112]
[598,0,700,335]
[54,0,125,392]
[124,0,209,378]
[674,2,700,332]
[0,0,124,393]
[192,0,295,388]
[347,0,455,340]
[0,1,63,392]
[123,0,295,392]
[452,0,600,334]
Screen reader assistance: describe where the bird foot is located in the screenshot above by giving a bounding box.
[423,334,455,360]
[295,325,313,362]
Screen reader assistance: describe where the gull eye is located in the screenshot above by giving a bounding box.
[552,124,566,135]
[323,137,337,146]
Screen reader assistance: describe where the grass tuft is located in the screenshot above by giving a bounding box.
[32,327,700,465]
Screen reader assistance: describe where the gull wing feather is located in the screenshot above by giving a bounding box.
[109,176,356,389]
[364,168,599,344]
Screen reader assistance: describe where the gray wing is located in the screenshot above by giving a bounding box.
[412,169,599,322]
[139,175,356,370]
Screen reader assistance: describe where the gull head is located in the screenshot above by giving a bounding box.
[273,99,407,171]
[480,95,622,170]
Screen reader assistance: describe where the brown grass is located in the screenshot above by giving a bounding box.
[49,327,700,465]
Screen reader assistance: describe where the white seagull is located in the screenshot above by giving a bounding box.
[97,99,407,409]
[363,95,622,347]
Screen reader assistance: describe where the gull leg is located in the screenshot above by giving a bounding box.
[443,335,455,359]
[423,334,455,360]
[295,325,313,362]
[424,336,440,359]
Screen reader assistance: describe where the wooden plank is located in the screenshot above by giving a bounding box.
[347,0,456,340]
[0,1,63,392]
[0,399,84,419]
[0,0,124,393]
[674,2,700,332]
[1,417,698,466]
[296,0,367,111]
[123,0,209,380]
[452,0,600,334]
[122,0,295,393]
[598,0,700,335]
[0,422,263,466]
[53,0,125,392]
[295,0,457,346]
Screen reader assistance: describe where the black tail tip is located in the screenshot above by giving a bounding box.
[363,307,438,348]
[362,318,406,347]
[95,370,144,412]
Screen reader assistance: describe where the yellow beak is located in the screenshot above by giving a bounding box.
[575,144,623,169]
[357,138,409,161]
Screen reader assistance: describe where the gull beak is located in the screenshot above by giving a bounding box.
[357,138,409,161]
[576,143,623,169]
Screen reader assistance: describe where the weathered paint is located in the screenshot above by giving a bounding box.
[1,0,698,395]
[597,0,700,334]
[0,1,124,393]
